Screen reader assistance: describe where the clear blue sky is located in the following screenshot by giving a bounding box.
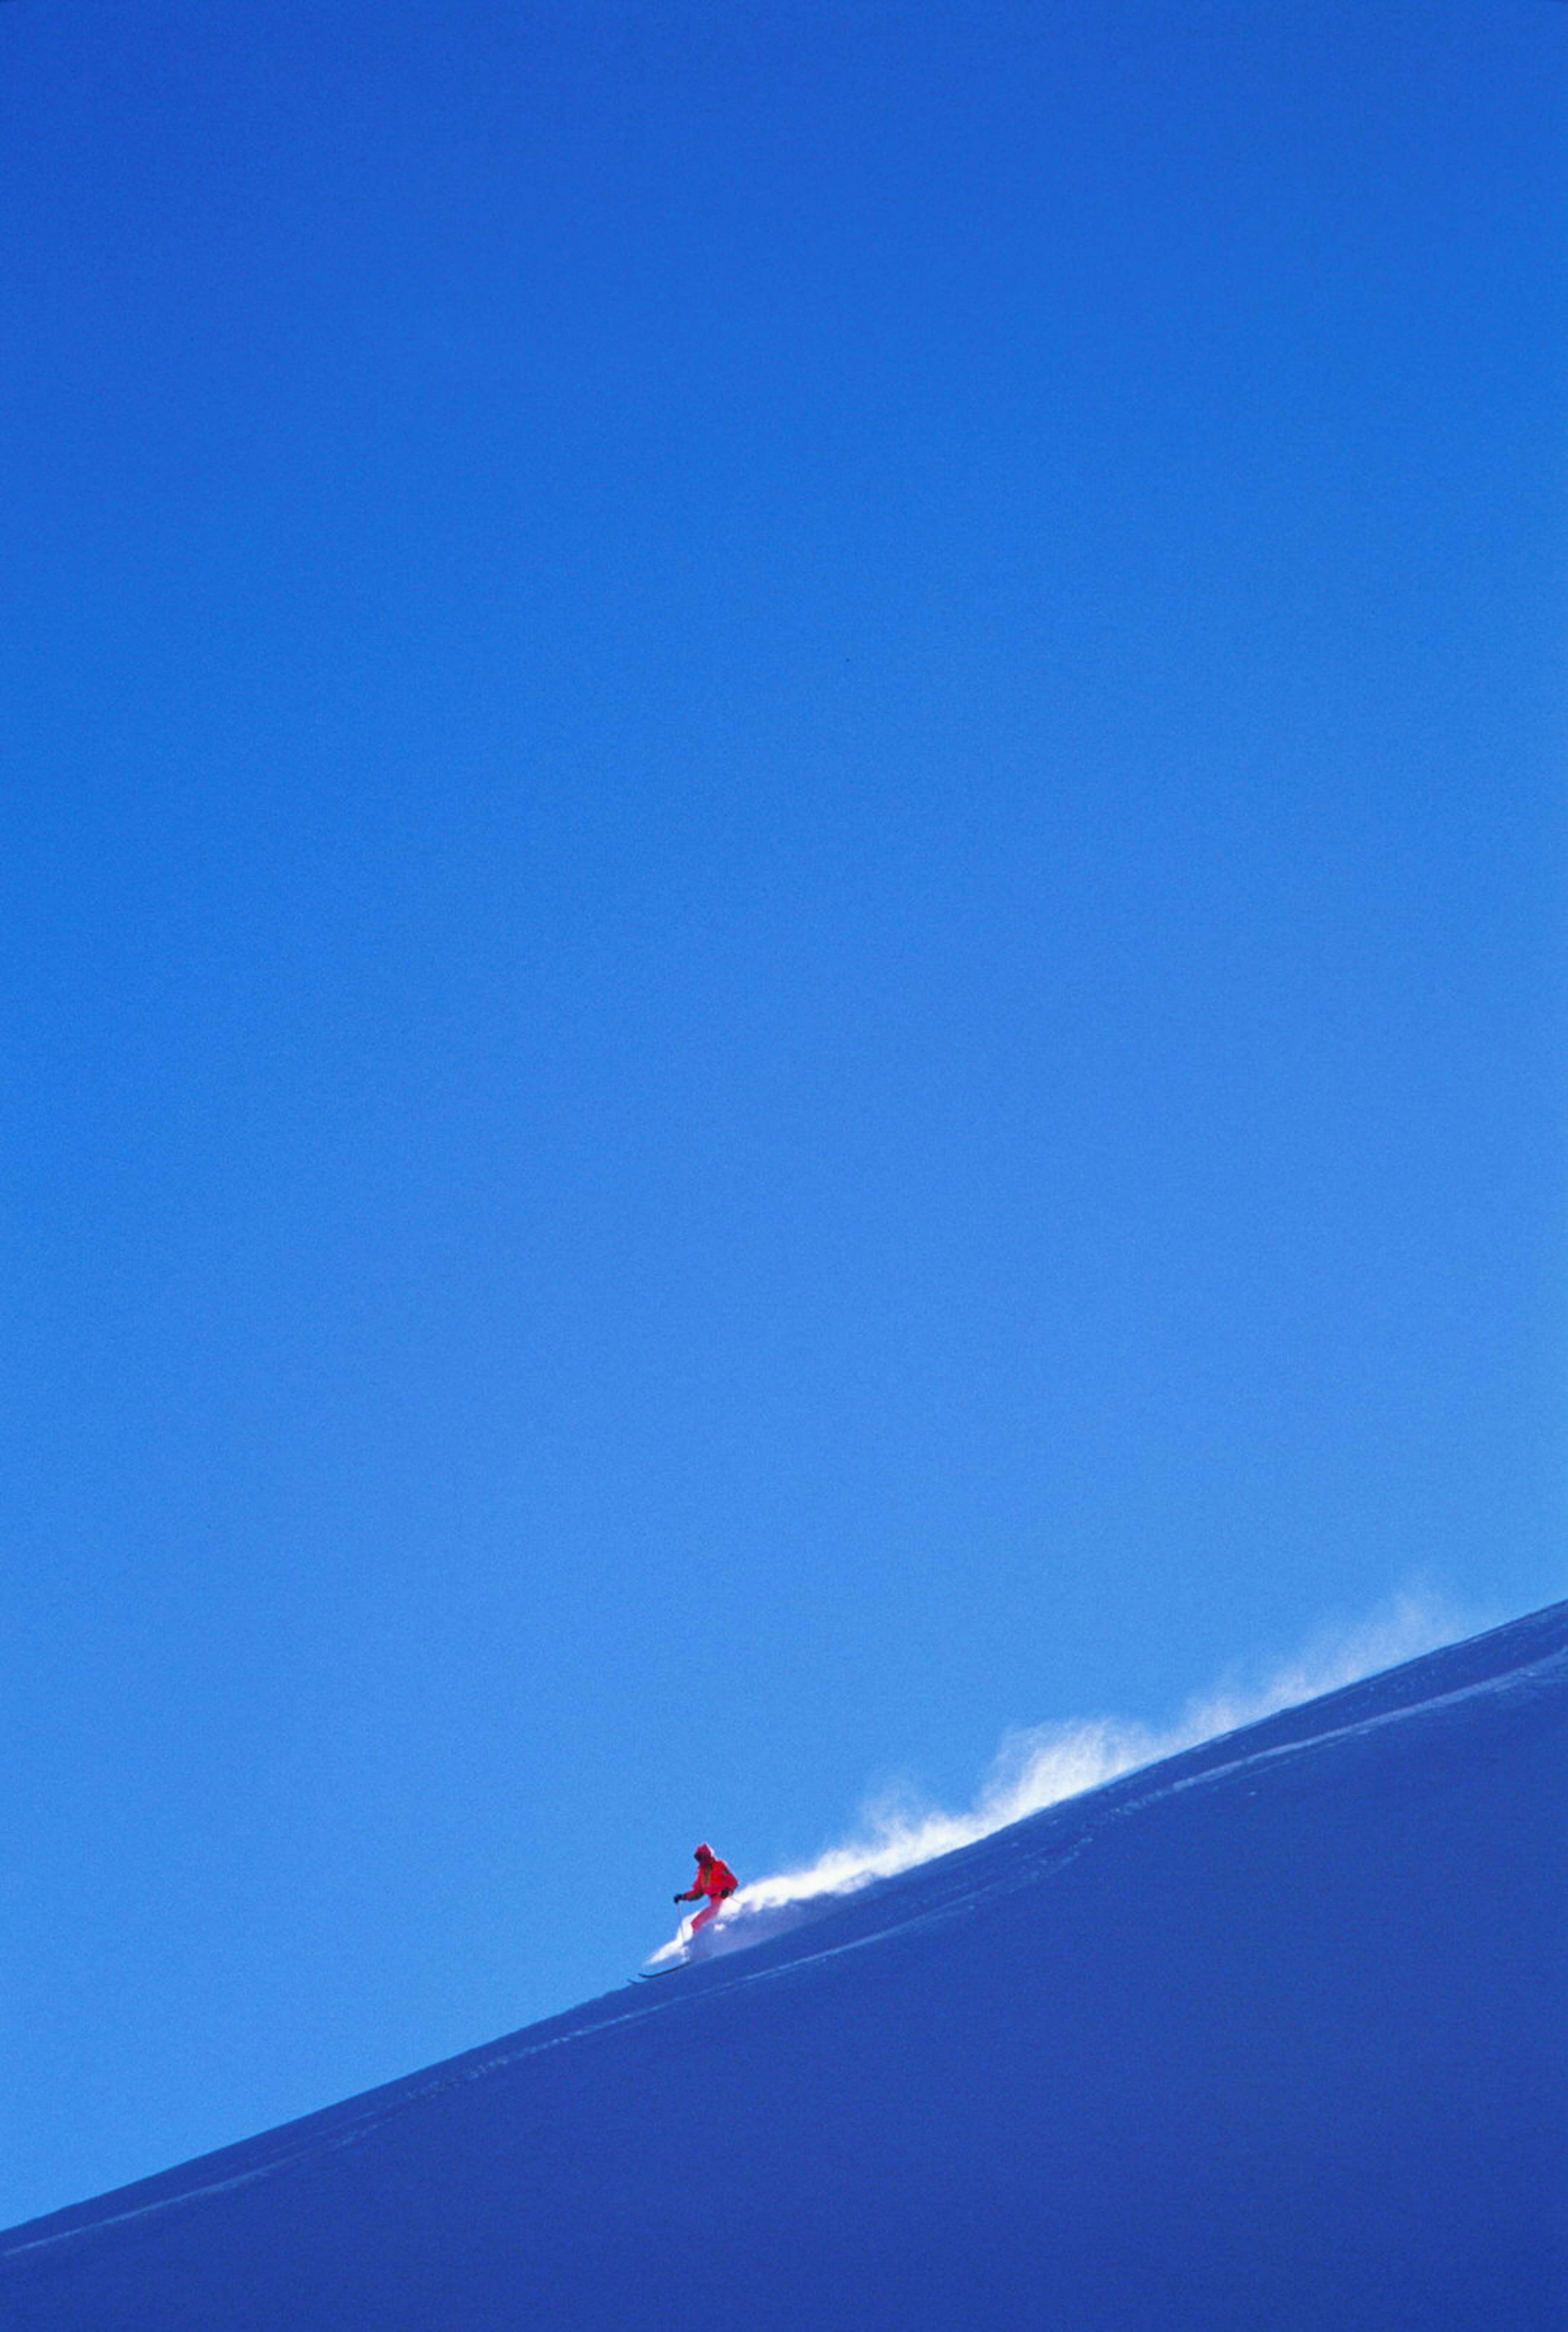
[2,0,1564,2232]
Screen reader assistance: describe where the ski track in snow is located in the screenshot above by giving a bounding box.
[655,1588,1479,1967]
[644,1589,1485,1969]
[6,1620,1560,2268]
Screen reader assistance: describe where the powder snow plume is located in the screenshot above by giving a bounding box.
[651,1587,1477,1964]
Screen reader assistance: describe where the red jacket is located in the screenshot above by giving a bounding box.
[682,1848,737,1902]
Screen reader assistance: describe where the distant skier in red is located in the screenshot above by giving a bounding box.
[674,1844,738,1935]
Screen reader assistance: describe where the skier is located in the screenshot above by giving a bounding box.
[674,1843,738,1936]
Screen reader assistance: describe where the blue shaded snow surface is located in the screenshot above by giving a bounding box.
[6,1603,1566,2330]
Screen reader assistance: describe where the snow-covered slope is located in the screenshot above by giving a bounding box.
[6,1603,1565,2330]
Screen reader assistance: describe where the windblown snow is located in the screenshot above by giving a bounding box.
[4,1598,1564,2332]
[654,1586,1476,1966]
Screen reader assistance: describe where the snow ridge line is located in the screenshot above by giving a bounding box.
[6,1632,1561,2264]
[1101,1639,1568,1828]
